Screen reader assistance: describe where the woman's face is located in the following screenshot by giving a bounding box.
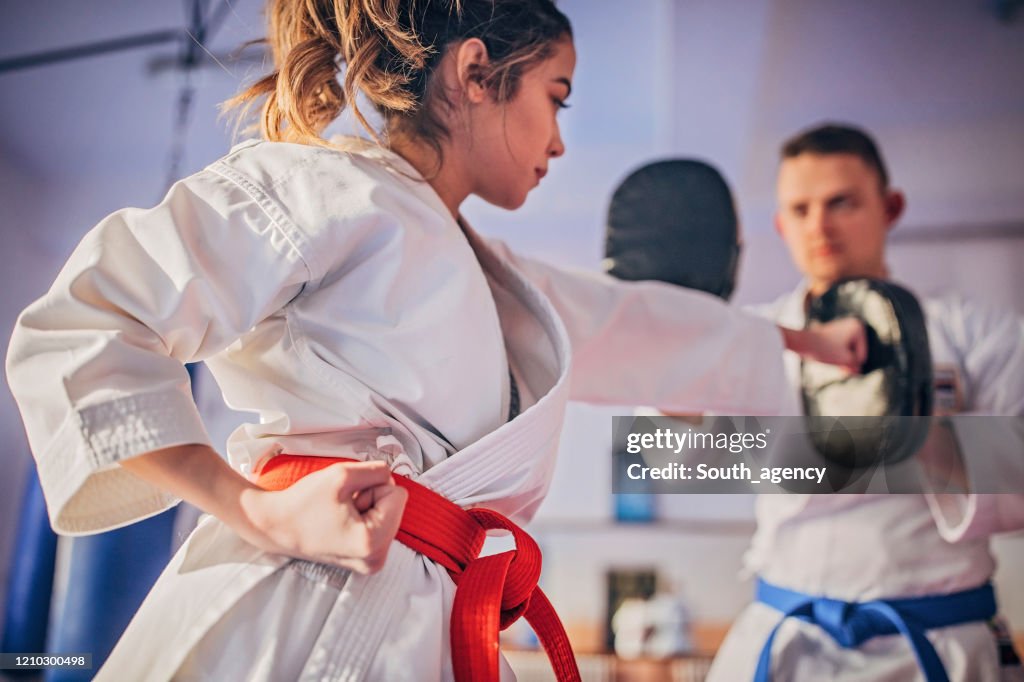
[467,37,576,210]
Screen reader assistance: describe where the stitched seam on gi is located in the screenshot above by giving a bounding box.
[287,559,352,591]
[207,163,318,281]
[41,387,209,533]
[75,389,209,467]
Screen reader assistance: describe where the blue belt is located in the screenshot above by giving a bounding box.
[754,578,996,682]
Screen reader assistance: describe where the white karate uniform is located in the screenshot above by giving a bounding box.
[6,138,791,681]
[706,285,1024,682]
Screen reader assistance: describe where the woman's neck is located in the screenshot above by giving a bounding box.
[388,134,470,220]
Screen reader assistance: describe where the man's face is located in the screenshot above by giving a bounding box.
[775,152,903,292]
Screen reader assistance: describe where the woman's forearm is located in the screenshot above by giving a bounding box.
[778,319,866,373]
[778,326,810,355]
[778,325,829,356]
[119,443,270,548]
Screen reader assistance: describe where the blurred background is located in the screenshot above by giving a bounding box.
[1,0,1022,679]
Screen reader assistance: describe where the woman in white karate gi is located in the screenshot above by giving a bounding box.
[6,2,865,680]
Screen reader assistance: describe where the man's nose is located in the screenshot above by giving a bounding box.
[807,205,834,238]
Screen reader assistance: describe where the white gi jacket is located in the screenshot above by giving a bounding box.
[706,285,1024,682]
[6,138,790,680]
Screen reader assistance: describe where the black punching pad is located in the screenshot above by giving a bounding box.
[802,278,934,467]
[603,159,740,300]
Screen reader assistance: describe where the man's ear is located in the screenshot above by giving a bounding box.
[884,189,906,229]
[454,38,491,104]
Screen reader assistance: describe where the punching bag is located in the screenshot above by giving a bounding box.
[2,467,58,664]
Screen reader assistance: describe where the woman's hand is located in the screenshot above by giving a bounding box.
[241,461,407,574]
[120,446,407,575]
[780,317,867,373]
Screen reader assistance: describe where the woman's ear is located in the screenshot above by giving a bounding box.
[453,38,491,104]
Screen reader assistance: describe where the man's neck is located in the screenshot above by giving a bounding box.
[808,264,890,297]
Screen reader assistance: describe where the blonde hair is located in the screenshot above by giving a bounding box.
[226,0,572,148]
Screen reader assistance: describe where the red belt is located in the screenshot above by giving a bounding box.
[257,454,581,682]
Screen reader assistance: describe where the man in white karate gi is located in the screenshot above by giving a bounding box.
[706,123,1024,682]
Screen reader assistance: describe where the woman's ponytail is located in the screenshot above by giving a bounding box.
[226,0,571,148]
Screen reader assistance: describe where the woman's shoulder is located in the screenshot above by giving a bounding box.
[210,138,390,195]
[210,138,439,221]
[200,138,444,281]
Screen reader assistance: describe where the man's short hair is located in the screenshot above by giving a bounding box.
[781,123,890,189]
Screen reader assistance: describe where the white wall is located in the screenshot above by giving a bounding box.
[673,0,1024,237]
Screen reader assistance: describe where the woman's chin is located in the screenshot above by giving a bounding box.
[482,189,529,212]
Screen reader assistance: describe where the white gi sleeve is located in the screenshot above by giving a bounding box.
[922,299,1024,541]
[6,168,314,535]
[487,240,789,416]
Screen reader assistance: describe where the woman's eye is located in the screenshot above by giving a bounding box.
[553,98,571,110]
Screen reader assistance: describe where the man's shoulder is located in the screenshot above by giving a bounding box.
[919,292,1020,343]
[744,287,805,325]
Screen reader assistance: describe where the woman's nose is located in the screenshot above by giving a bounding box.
[548,127,565,158]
